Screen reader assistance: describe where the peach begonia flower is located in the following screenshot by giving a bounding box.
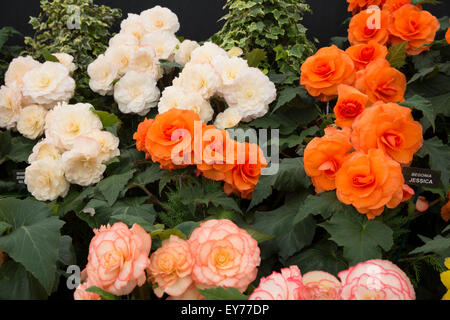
[188,219,260,292]
[86,222,151,296]
[148,235,194,298]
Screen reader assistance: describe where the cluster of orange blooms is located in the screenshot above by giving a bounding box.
[133,108,267,199]
[346,0,441,55]
[299,0,444,220]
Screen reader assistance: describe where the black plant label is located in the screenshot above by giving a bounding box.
[402,167,441,188]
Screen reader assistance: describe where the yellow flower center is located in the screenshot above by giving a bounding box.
[101,250,123,271]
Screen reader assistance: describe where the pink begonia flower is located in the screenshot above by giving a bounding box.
[148,235,194,298]
[338,259,416,300]
[249,266,303,300]
[86,222,151,296]
[188,219,260,292]
[73,283,101,300]
[300,271,342,300]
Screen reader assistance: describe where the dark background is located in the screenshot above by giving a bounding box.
[0,0,449,47]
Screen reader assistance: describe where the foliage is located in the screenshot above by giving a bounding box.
[211,0,316,86]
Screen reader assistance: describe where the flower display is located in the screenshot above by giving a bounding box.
[338,259,416,300]
[85,222,151,296]
[249,266,303,300]
[188,219,260,292]
[0,0,448,302]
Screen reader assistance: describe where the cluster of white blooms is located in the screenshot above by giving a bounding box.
[0,54,76,138]
[160,41,277,127]
[24,102,120,201]
[87,5,183,115]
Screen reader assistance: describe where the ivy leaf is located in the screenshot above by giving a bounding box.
[41,48,59,62]
[198,287,249,300]
[387,42,407,69]
[86,286,120,300]
[97,170,136,206]
[0,198,64,294]
[417,137,450,192]
[400,95,435,131]
[294,192,355,224]
[320,209,394,265]
[245,48,267,68]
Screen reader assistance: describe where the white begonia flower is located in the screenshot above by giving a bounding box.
[222,67,276,122]
[174,40,200,66]
[88,130,120,163]
[158,86,214,123]
[62,136,106,187]
[21,61,75,108]
[120,13,146,42]
[189,42,228,66]
[82,207,96,217]
[52,53,77,75]
[104,45,135,76]
[28,139,62,163]
[44,102,103,150]
[140,31,180,61]
[227,47,244,58]
[214,108,242,130]
[5,55,41,88]
[140,5,180,34]
[0,85,22,129]
[211,55,248,87]
[25,158,70,201]
[114,71,160,115]
[129,48,162,80]
[109,32,140,50]
[17,105,47,140]
[87,54,119,96]
[172,63,220,99]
